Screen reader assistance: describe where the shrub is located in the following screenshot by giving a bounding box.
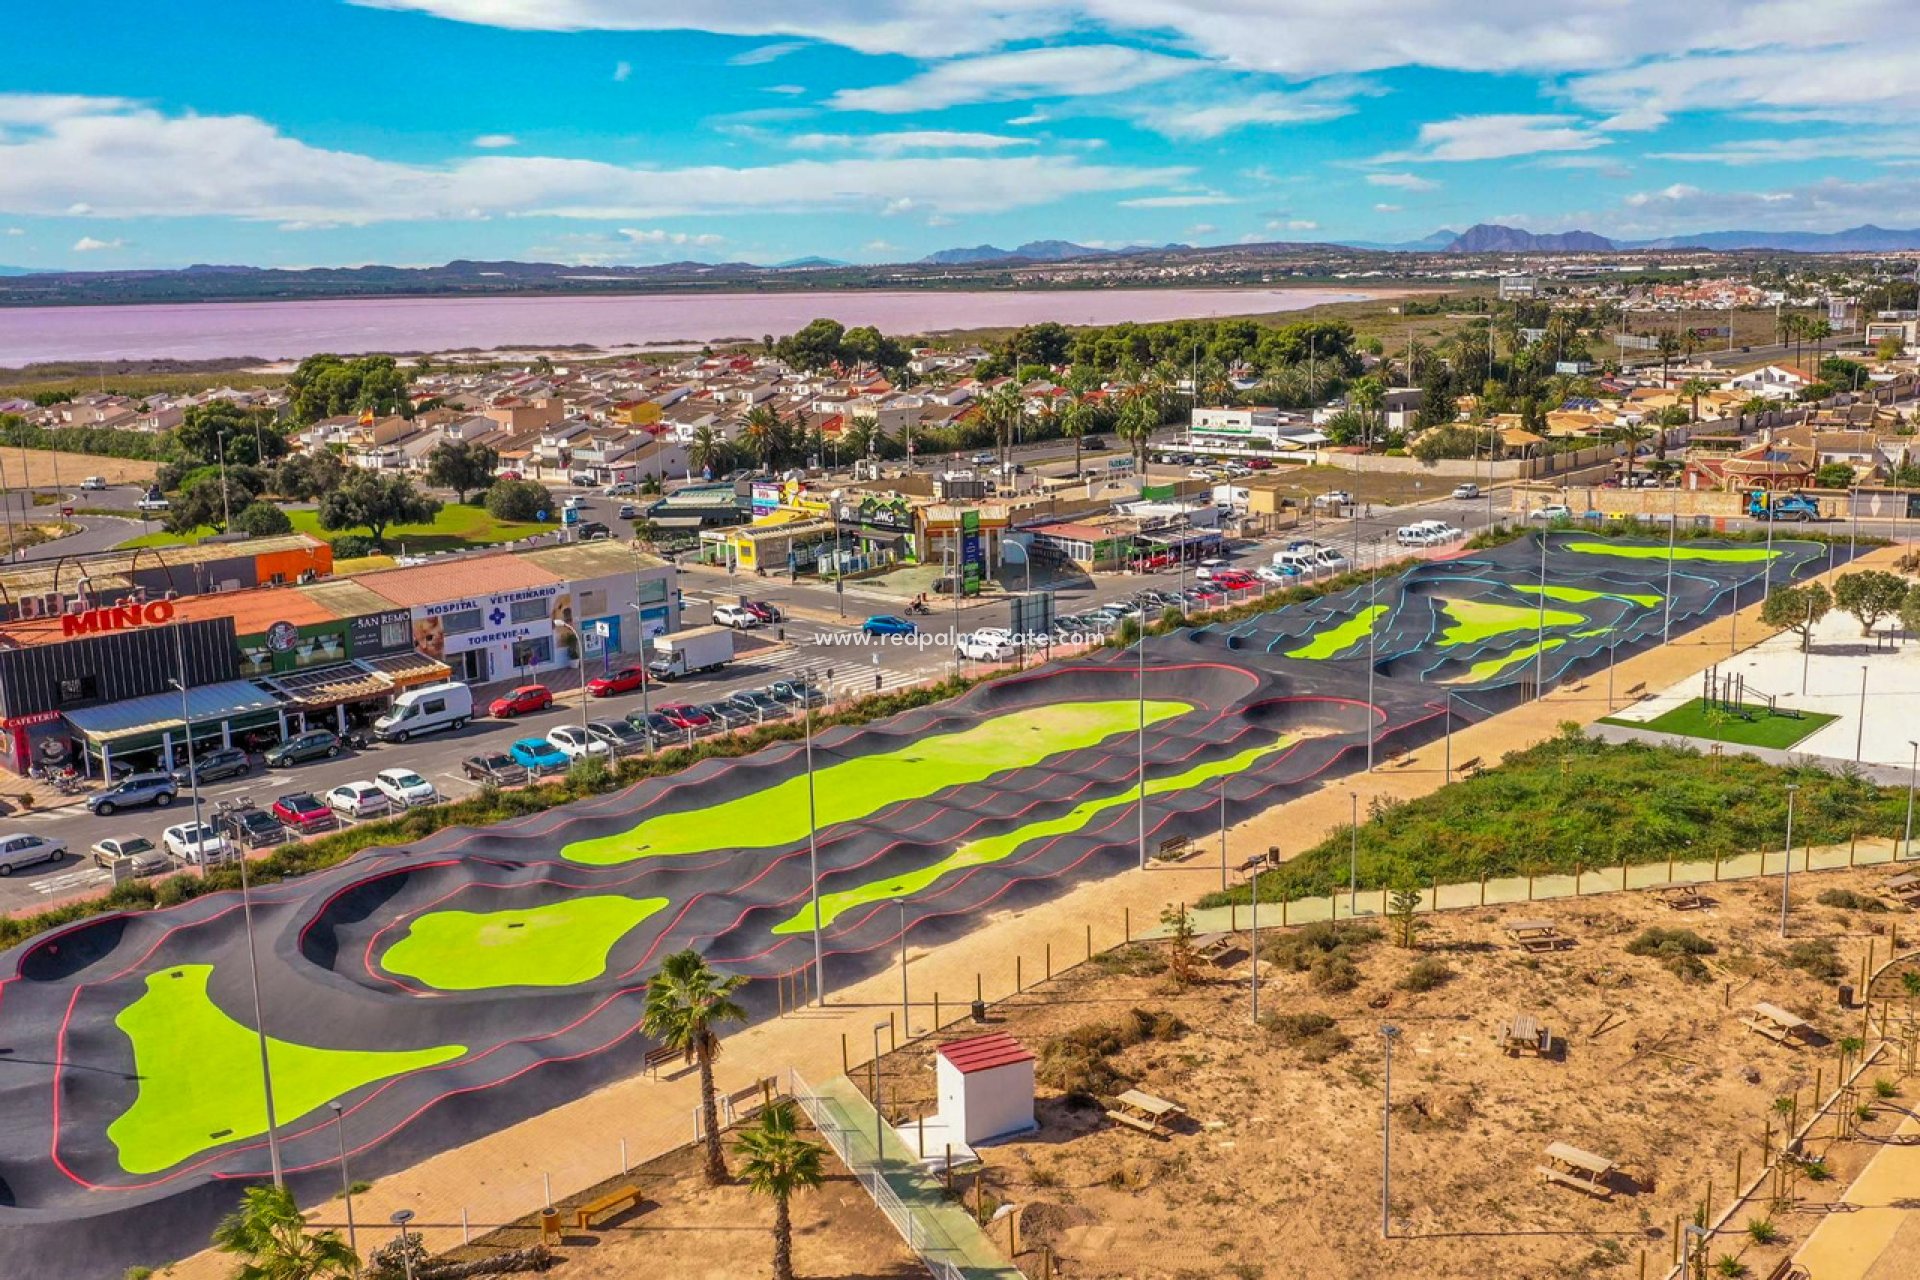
[1626,927,1717,981]
[233,500,294,537]
[1398,957,1453,992]
[485,477,554,522]
[330,533,375,559]
[1261,1011,1351,1062]
[1874,1078,1898,1099]
[565,755,613,796]
[1815,887,1887,912]
[1310,952,1361,993]
[1088,944,1168,977]
[1783,939,1843,980]
[1745,1217,1778,1245]
[1714,1255,1747,1278]
[1264,921,1379,972]
[1035,1008,1187,1100]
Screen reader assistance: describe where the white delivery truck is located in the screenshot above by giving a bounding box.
[372,681,474,742]
[647,625,735,681]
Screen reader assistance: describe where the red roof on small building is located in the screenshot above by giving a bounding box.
[937,1032,1035,1075]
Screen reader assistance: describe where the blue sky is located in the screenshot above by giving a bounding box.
[1,0,1913,269]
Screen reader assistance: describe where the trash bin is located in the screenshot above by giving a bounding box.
[540,1207,562,1243]
[1838,982,1855,1009]
[970,999,988,1023]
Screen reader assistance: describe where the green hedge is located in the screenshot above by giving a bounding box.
[1200,724,1905,907]
[0,675,994,952]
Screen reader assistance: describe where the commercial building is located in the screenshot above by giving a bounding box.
[0,541,678,777]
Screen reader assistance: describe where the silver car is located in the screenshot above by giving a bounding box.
[0,832,66,876]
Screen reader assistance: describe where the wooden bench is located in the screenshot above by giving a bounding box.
[1195,932,1237,966]
[1503,919,1568,953]
[1658,884,1705,911]
[1743,1001,1810,1046]
[1108,1088,1185,1139]
[574,1184,647,1230]
[1455,757,1483,777]
[1885,872,1920,905]
[1154,835,1194,863]
[1105,1108,1162,1136]
[1624,683,1646,699]
[1501,1013,1551,1056]
[1538,1141,1616,1198]
[1762,1258,1808,1280]
[642,1044,680,1078]
[723,1076,779,1127]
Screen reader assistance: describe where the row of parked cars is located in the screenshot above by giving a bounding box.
[1393,519,1466,547]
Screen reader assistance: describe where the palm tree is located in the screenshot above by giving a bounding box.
[1608,420,1654,485]
[1060,392,1094,478]
[735,1101,827,1280]
[1349,375,1385,449]
[1655,330,1681,385]
[1116,393,1156,475]
[643,948,749,1184]
[976,384,1023,470]
[212,1184,358,1280]
[741,405,785,471]
[687,424,731,479]
[1680,377,1713,423]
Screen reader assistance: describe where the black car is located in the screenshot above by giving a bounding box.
[628,709,680,740]
[585,719,649,756]
[216,805,286,849]
[461,752,530,785]
[264,730,341,768]
[728,689,789,721]
[174,746,251,787]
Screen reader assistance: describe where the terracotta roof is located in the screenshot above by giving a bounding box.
[352,551,564,607]
[938,1032,1035,1075]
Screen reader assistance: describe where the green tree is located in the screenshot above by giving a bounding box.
[286,354,412,426]
[734,1101,827,1280]
[317,470,440,547]
[233,501,294,537]
[273,449,347,502]
[484,477,554,523]
[841,324,908,373]
[643,948,749,1184]
[1760,582,1832,652]
[166,467,265,535]
[1059,391,1095,478]
[773,319,847,373]
[1386,882,1424,949]
[1898,587,1920,641]
[1115,393,1157,475]
[1409,425,1480,463]
[425,440,499,503]
[1813,462,1856,490]
[177,400,287,468]
[210,1184,358,1280]
[1607,421,1654,485]
[687,424,733,479]
[741,404,788,471]
[1160,902,1198,988]
[1832,570,1909,636]
[1680,377,1714,423]
[975,384,1024,469]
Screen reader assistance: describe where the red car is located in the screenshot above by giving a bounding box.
[498,470,522,481]
[489,685,553,718]
[271,791,335,832]
[657,703,711,731]
[1214,572,1257,590]
[587,665,648,697]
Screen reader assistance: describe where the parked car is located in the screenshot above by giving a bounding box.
[628,709,682,741]
[373,768,437,807]
[461,752,529,785]
[547,724,611,761]
[173,746,251,787]
[970,452,996,465]
[862,615,916,636]
[264,730,342,767]
[488,684,554,718]
[1452,483,1481,500]
[563,494,588,511]
[272,791,335,832]
[729,689,789,721]
[87,771,177,816]
[0,832,65,876]
[1313,490,1354,507]
[617,503,638,519]
[713,604,760,629]
[742,600,784,624]
[958,629,1018,662]
[91,835,167,873]
[656,703,713,732]
[696,701,752,731]
[586,719,650,756]
[1254,564,1296,584]
[1529,503,1574,522]
[327,781,390,820]
[603,481,637,497]
[498,469,522,481]
[162,822,230,865]
[509,736,570,774]
[588,666,649,697]
[769,679,827,708]
[137,492,170,513]
[216,805,286,849]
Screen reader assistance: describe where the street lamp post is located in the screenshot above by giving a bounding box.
[1905,740,1918,862]
[1663,487,1677,642]
[1782,783,1800,937]
[1136,618,1147,870]
[552,620,592,745]
[1218,774,1229,894]
[329,1101,357,1257]
[389,1210,417,1280]
[1536,531,1549,697]
[1856,665,1868,764]
[806,679,825,1004]
[1380,1024,1401,1239]
[1250,850,1268,1025]
[1366,571,1378,771]
[1443,691,1453,781]
[895,898,909,1032]
[1348,791,1359,916]
[871,1022,889,1157]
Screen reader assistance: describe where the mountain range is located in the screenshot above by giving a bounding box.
[920,240,1186,265]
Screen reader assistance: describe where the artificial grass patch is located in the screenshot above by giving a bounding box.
[1511,583,1663,608]
[1600,697,1836,751]
[1563,541,1778,563]
[1436,598,1583,647]
[381,895,668,990]
[1286,605,1387,659]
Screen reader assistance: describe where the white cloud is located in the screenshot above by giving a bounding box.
[1366,172,1438,191]
[3,227,22,235]
[785,130,1035,155]
[763,84,807,95]
[1647,136,1920,167]
[1372,202,1401,212]
[72,236,124,251]
[730,40,806,65]
[1265,218,1318,232]
[1184,222,1217,236]
[471,133,518,148]
[1117,194,1238,208]
[1616,175,1920,232]
[1377,114,1609,162]
[1006,112,1048,126]
[830,46,1197,114]
[1129,81,1375,140]
[861,238,898,252]
[612,60,632,81]
[1568,35,1920,128]
[619,227,727,247]
[0,95,1184,224]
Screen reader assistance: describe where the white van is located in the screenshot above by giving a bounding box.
[373,682,473,743]
[1273,549,1322,576]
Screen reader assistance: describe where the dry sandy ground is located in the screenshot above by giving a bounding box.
[435,1123,922,1280]
[867,866,1917,1280]
[8,448,159,488]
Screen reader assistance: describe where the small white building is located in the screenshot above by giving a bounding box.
[935,1032,1036,1147]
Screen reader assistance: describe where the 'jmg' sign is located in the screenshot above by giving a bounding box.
[60,599,176,638]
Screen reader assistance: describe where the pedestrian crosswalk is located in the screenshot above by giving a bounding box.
[32,865,109,896]
[746,642,928,700]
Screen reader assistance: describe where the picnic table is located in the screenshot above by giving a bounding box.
[1538,1142,1616,1198]
[1657,884,1706,911]
[1193,932,1236,966]
[1743,1002,1811,1045]
[1501,1013,1552,1056]
[1886,872,1920,904]
[1503,919,1569,953]
[1107,1088,1185,1138]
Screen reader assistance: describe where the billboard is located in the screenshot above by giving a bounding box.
[960,509,983,597]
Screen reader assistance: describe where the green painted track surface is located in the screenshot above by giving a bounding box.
[1512,583,1663,608]
[1564,541,1778,563]
[564,699,1191,865]
[1286,605,1386,659]
[1437,599,1583,646]
[774,734,1300,934]
[108,965,464,1175]
[1455,637,1567,684]
[382,896,668,990]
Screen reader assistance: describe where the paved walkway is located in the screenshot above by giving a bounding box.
[159,543,1911,1278]
[1792,1110,1920,1279]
